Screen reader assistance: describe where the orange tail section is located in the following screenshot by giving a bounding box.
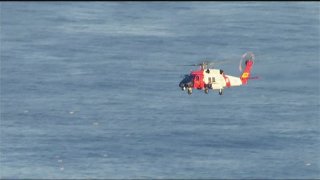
[240,60,254,84]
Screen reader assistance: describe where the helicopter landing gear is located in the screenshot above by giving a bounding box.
[219,89,223,95]
[204,87,209,94]
[187,88,192,95]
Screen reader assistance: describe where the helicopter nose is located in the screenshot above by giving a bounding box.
[179,82,186,91]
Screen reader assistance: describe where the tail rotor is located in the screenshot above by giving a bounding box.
[239,52,255,72]
[239,52,255,84]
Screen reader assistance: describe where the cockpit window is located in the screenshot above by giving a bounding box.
[181,74,194,83]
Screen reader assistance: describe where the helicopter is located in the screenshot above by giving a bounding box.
[179,52,256,95]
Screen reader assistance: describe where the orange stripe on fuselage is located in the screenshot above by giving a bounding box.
[223,74,231,87]
[191,70,205,89]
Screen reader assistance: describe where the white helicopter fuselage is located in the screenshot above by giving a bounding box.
[203,69,242,90]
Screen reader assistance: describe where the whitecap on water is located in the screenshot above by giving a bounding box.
[93,122,99,126]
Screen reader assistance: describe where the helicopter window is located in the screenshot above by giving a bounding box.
[188,75,194,81]
[212,77,215,82]
[181,74,194,83]
[208,77,212,83]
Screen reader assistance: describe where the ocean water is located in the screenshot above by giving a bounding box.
[1,2,319,179]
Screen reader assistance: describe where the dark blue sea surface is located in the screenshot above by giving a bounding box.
[1,2,319,179]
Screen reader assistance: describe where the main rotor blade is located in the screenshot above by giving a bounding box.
[180,64,200,66]
[180,59,236,67]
